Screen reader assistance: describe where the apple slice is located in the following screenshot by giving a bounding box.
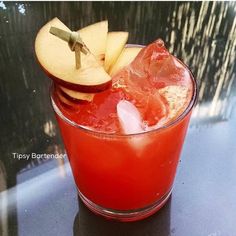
[35,18,111,93]
[109,47,142,76]
[78,21,108,64]
[59,85,94,102]
[55,86,77,108]
[104,31,128,72]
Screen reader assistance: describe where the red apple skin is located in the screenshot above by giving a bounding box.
[37,59,112,93]
[51,73,112,93]
[56,85,91,104]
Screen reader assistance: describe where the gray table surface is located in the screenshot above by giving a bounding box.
[0,2,235,236]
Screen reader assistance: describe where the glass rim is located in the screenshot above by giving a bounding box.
[50,45,198,138]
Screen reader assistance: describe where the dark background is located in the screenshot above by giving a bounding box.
[0,2,235,236]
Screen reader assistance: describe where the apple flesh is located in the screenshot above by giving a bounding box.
[78,20,108,64]
[35,18,111,93]
[59,85,94,102]
[109,47,142,76]
[104,31,128,72]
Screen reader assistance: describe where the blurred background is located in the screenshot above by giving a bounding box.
[0,2,235,236]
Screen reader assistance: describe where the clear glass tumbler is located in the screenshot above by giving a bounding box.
[50,47,197,222]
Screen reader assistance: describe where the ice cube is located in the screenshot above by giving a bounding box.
[112,40,171,127]
[112,39,170,90]
[117,100,152,154]
[113,39,191,134]
[127,39,190,89]
[117,100,144,134]
[130,39,170,77]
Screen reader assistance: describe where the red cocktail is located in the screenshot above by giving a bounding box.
[51,41,197,221]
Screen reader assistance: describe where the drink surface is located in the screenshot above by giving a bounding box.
[54,39,193,134]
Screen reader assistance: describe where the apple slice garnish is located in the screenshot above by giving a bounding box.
[109,47,142,76]
[104,31,128,72]
[55,86,77,108]
[78,20,108,64]
[59,85,94,102]
[35,18,111,93]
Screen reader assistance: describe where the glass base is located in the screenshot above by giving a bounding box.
[78,189,172,222]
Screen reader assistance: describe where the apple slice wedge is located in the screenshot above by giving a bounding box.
[59,85,94,102]
[109,47,142,76]
[35,18,111,93]
[78,20,108,64]
[55,86,77,108]
[104,31,128,72]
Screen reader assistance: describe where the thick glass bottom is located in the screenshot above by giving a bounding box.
[78,189,172,222]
